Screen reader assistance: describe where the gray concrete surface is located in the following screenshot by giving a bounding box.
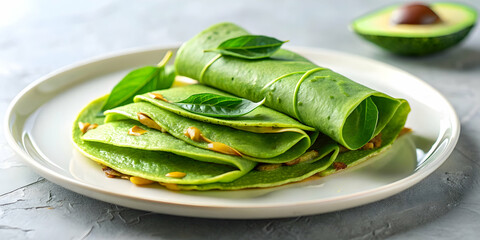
[1,0,479,239]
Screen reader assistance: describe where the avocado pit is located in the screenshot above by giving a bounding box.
[391,3,441,25]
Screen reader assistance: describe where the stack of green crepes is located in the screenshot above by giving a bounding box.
[72,23,410,190]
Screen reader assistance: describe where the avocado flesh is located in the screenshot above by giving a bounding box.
[352,3,477,55]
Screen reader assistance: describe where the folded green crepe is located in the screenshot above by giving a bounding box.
[73,91,340,189]
[103,84,316,163]
[74,96,255,185]
[174,22,410,150]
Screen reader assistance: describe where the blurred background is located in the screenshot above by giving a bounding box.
[1,0,479,239]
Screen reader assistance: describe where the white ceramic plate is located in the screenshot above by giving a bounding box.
[5,46,459,219]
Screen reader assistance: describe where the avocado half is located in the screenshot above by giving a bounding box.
[351,2,477,56]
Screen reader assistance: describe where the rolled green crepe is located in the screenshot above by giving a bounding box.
[174,22,410,150]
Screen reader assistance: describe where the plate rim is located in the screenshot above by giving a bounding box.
[4,45,461,217]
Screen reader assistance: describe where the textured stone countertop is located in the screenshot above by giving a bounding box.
[1,0,479,239]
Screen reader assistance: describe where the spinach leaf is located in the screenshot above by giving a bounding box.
[174,93,265,117]
[204,35,288,59]
[100,51,175,113]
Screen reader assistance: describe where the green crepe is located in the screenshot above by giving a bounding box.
[72,22,411,191]
[174,22,410,150]
[103,84,315,163]
[133,84,315,131]
[74,96,255,184]
[72,94,340,189]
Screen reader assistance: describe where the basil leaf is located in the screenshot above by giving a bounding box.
[174,93,265,117]
[205,35,288,59]
[100,52,175,113]
[342,97,379,148]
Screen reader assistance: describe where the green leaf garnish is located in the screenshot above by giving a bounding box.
[204,35,288,59]
[342,98,379,148]
[174,93,265,117]
[100,51,175,114]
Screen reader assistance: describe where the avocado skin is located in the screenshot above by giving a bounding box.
[357,25,475,56]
